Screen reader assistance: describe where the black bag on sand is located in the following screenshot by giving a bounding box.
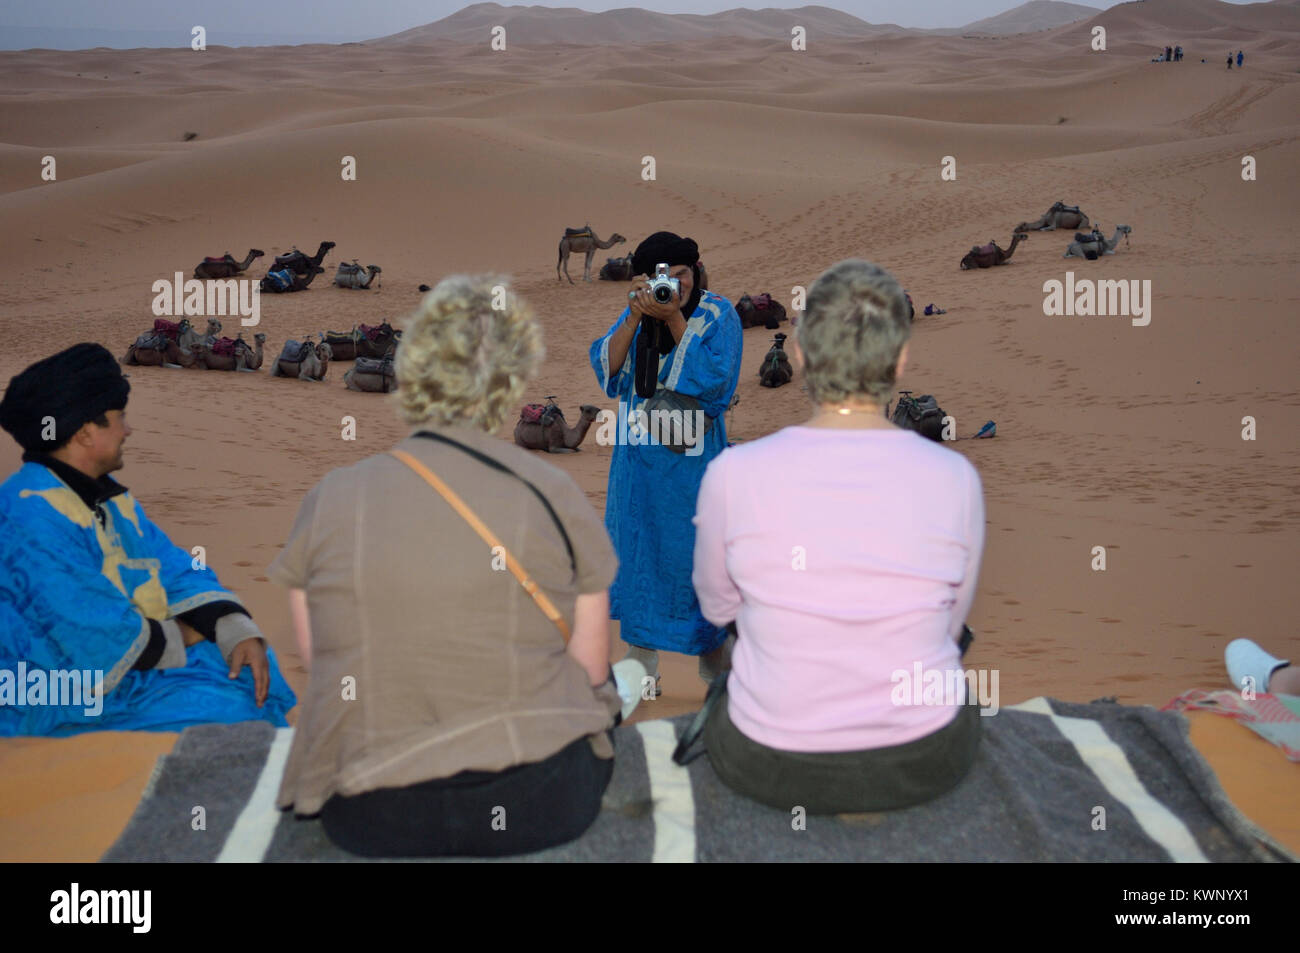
[889,391,946,442]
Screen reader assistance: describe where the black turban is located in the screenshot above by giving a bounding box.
[631,231,704,398]
[0,343,130,452]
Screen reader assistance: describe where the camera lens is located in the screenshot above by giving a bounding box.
[654,286,672,303]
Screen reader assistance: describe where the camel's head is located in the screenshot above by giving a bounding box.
[250,249,265,258]
[611,234,627,244]
[1117,225,1131,235]
[254,333,267,344]
[322,241,337,251]
[959,254,974,270]
[369,265,382,274]
[205,318,222,335]
[579,404,601,420]
[1013,232,1029,241]
[317,342,333,361]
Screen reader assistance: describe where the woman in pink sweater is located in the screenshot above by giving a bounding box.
[691,259,985,813]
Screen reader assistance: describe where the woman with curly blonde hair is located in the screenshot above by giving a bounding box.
[269,275,623,857]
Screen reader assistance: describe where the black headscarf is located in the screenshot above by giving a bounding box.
[0,343,130,452]
[631,231,703,398]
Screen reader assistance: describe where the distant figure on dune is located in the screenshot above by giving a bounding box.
[0,344,296,736]
[1175,45,1183,62]
[1165,46,1172,63]
[1227,53,1233,70]
[272,276,624,858]
[691,259,985,814]
[1237,50,1244,68]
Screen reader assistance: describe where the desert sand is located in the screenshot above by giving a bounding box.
[0,0,1297,857]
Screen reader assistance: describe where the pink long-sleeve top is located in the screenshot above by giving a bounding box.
[692,425,985,752]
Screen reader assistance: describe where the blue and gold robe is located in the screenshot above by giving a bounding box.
[590,291,743,654]
[0,461,295,735]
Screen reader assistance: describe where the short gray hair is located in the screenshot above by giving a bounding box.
[796,259,911,405]
[395,275,543,432]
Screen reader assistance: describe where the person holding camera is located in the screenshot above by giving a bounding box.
[691,259,985,813]
[590,232,743,685]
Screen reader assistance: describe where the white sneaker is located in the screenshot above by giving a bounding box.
[611,659,649,722]
[1224,638,1290,694]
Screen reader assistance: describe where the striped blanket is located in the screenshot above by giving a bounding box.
[103,699,1292,862]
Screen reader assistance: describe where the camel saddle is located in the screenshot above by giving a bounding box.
[323,328,360,345]
[358,322,394,342]
[210,336,241,357]
[564,226,592,238]
[1074,231,1101,245]
[203,255,231,264]
[264,269,294,292]
[152,318,184,341]
[274,250,305,266]
[134,331,168,350]
[1051,202,1082,214]
[520,403,563,425]
[974,242,999,256]
[277,340,313,364]
[354,356,394,377]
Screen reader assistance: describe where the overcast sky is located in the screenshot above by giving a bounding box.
[0,0,1266,47]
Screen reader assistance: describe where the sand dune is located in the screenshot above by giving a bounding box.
[961,1,1102,36]
[1,3,1298,721]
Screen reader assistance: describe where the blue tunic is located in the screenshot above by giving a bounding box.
[590,291,743,655]
[0,462,295,736]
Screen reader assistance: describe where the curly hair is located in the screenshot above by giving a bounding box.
[395,275,544,432]
[796,259,912,405]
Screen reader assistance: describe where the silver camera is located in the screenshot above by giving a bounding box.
[646,263,680,304]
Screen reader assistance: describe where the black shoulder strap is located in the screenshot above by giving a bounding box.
[412,431,576,572]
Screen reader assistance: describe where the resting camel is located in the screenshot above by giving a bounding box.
[122,317,218,367]
[334,261,382,290]
[272,241,336,276]
[557,226,627,283]
[193,249,264,279]
[758,334,793,388]
[1063,225,1132,259]
[515,402,601,453]
[261,266,324,293]
[736,294,787,330]
[343,355,397,393]
[960,232,1029,270]
[271,339,331,381]
[192,333,266,371]
[1015,202,1090,233]
[599,255,634,281]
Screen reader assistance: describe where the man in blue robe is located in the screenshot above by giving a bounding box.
[0,343,295,735]
[590,233,742,683]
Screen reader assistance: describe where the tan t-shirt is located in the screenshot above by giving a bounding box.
[270,426,620,816]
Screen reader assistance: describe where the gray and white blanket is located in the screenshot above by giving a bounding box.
[103,698,1292,863]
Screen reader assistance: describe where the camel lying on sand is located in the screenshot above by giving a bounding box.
[121,317,221,368]
[759,334,793,388]
[334,261,382,290]
[271,340,331,381]
[557,226,627,283]
[1063,225,1132,259]
[960,232,1029,270]
[272,241,336,276]
[514,402,601,453]
[1015,202,1090,233]
[192,333,267,371]
[261,266,324,293]
[736,294,787,330]
[193,249,264,279]
[343,355,397,392]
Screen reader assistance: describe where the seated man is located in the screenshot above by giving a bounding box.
[0,343,295,735]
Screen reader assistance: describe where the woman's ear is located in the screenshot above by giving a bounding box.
[896,342,910,383]
[790,330,805,372]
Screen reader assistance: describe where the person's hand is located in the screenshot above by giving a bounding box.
[627,275,681,323]
[227,638,269,707]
